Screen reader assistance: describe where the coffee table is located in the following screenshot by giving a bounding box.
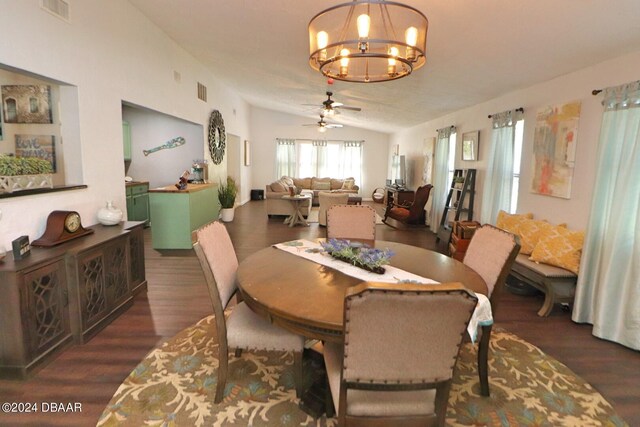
[282,194,312,227]
[347,195,362,205]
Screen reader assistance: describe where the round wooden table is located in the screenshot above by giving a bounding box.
[237,240,487,343]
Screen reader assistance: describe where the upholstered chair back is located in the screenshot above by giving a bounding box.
[318,191,350,226]
[194,220,239,308]
[342,282,476,383]
[327,205,376,241]
[408,184,433,220]
[463,224,520,299]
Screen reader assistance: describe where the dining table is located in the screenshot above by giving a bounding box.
[236,239,488,343]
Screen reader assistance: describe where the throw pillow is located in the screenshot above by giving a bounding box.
[496,210,533,235]
[341,178,355,190]
[313,181,331,190]
[280,176,294,187]
[270,181,287,192]
[530,226,585,274]
[518,219,565,255]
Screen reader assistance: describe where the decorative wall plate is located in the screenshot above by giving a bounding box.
[208,110,226,164]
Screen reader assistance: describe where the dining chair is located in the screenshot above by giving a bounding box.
[193,220,305,403]
[326,204,376,241]
[324,282,477,427]
[318,191,350,226]
[383,184,433,226]
[462,224,520,396]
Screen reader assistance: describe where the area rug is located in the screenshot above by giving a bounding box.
[97,315,627,427]
[307,207,383,224]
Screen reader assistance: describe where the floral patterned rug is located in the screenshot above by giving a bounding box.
[97,315,627,427]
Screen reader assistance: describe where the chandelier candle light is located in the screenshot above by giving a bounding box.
[309,0,428,83]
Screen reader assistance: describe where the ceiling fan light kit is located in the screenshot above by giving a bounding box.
[309,0,428,83]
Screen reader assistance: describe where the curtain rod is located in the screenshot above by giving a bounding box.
[276,138,364,143]
[487,107,524,119]
[436,125,455,132]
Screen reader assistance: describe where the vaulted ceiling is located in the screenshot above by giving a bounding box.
[129,0,640,133]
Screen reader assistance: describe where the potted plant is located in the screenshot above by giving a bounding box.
[218,176,237,222]
[0,155,53,193]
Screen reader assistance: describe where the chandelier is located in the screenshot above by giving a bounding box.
[308,0,428,83]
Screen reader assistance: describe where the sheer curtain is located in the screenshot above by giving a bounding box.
[342,141,363,185]
[313,140,329,177]
[480,109,523,224]
[572,81,640,351]
[275,139,296,178]
[430,126,455,233]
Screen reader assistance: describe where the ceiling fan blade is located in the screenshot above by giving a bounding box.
[331,102,344,107]
[335,105,361,111]
[326,124,343,128]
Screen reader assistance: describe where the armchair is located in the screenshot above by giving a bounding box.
[383,184,433,226]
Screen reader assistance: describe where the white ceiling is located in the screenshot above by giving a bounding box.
[129,0,640,133]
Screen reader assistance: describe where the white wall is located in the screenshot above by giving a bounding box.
[0,1,250,249]
[122,105,204,188]
[250,106,391,199]
[391,50,640,230]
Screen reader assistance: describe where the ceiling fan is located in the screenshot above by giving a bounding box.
[304,91,362,116]
[303,113,343,132]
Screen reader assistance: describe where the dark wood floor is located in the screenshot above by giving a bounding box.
[1,200,638,426]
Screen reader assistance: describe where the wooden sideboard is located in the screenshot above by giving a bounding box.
[0,221,146,379]
[383,186,415,216]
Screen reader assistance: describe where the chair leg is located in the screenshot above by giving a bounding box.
[294,350,303,399]
[478,324,492,397]
[215,348,229,403]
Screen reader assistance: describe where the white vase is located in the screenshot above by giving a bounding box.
[220,207,235,222]
[98,201,123,225]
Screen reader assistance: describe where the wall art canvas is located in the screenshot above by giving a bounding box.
[531,101,581,199]
[15,134,56,172]
[2,85,53,124]
[0,106,3,141]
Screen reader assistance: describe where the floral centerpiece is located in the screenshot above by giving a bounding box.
[321,238,394,274]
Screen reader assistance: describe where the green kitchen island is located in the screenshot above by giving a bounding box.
[148,183,220,249]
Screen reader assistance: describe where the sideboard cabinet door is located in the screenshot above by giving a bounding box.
[21,260,72,361]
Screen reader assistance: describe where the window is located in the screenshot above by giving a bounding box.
[29,97,39,113]
[276,139,363,184]
[510,119,524,213]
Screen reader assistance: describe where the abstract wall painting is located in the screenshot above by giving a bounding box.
[1,85,53,124]
[15,134,56,172]
[531,101,581,199]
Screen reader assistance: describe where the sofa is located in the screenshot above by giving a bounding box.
[265,176,359,216]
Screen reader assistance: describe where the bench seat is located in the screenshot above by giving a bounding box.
[510,254,577,317]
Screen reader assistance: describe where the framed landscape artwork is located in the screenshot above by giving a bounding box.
[531,101,581,199]
[1,85,53,124]
[461,131,479,161]
[15,134,56,172]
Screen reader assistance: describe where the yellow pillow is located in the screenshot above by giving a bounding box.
[518,219,564,255]
[496,210,533,235]
[530,226,585,274]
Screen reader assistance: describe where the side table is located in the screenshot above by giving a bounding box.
[282,194,312,227]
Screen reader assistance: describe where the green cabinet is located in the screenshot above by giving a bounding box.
[125,182,149,225]
[123,121,132,161]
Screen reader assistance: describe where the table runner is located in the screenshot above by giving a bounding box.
[274,239,492,341]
